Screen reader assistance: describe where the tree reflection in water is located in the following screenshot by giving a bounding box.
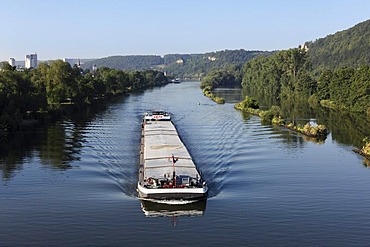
[0,112,93,181]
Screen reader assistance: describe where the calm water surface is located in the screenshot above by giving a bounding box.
[1,82,370,246]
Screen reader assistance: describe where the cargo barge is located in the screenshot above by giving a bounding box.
[137,111,208,200]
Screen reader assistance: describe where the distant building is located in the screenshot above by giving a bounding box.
[63,58,74,65]
[207,56,217,61]
[300,43,309,52]
[63,58,82,67]
[25,53,38,69]
[176,59,184,64]
[9,58,16,67]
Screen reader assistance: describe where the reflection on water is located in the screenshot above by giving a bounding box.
[213,87,369,148]
[2,82,370,246]
[0,123,80,180]
[140,199,207,218]
[212,87,243,103]
[0,103,109,181]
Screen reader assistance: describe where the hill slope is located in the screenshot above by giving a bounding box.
[81,49,273,78]
[82,55,163,71]
[163,49,272,78]
[307,19,370,72]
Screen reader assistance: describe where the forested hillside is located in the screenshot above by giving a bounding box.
[240,47,369,113]
[164,50,272,78]
[242,48,313,99]
[307,19,370,72]
[203,19,370,114]
[81,50,272,78]
[238,19,370,114]
[82,55,163,71]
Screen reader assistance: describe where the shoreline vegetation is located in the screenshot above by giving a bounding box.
[199,21,369,158]
[353,137,370,160]
[0,60,168,136]
[234,96,328,139]
[202,86,225,104]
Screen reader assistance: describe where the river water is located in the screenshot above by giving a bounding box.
[1,81,370,246]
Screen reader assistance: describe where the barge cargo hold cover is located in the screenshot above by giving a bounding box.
[137,111,208,200]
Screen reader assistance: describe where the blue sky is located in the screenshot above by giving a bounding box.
[1,0,369,60]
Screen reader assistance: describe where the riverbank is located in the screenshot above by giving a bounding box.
[234,96,328,139]
[202,87,225,104]
[0,83,169,141]
[353,138,370,160]
[3,81,370,247]
[0,61,169,136]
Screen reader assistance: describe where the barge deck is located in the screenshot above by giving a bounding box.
[137,111,208,201]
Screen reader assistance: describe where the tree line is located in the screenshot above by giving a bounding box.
[307,19,370,73]
[200,64,242,90]
[164,49,272,79]
[81,49,273,79]
[312,65,370,113]
[82,55,163,71]
[201,19,370,115]
[202,47,369,115]
[0,60,168,132]
[242,48,369,114]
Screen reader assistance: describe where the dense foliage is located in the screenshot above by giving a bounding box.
[240,47,369,114]
[200,64,242,89]
[307,19,370,73]
[164,50,272,78]
[82,55,164,71]
[242,48,313,99]
[312,65,370,113]
[200,19,370,115]
[81,50,273,79]
[0,60,168,131]
[235,96,328,138]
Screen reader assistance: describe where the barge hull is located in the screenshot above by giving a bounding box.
[138,184,207,200]
[138,114,207,200]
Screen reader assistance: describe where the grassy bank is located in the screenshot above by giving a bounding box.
[202,86,225,104]
[235,96,328,139]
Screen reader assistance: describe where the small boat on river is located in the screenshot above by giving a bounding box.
[137,111,208,200]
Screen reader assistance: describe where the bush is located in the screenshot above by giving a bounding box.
[272,116,285,125]
[259,110,274,123]
[213,97,225,104]
[234,96,259,111]
[270,105,282,117]
[362,137,370,156]
[244,96,259,109]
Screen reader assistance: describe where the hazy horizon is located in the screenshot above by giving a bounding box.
[1,0,369,61]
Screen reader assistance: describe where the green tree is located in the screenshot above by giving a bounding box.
[0,61,15,71]
[329,67,355,107]
[45,60,77,108]
[316,69,332,100]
